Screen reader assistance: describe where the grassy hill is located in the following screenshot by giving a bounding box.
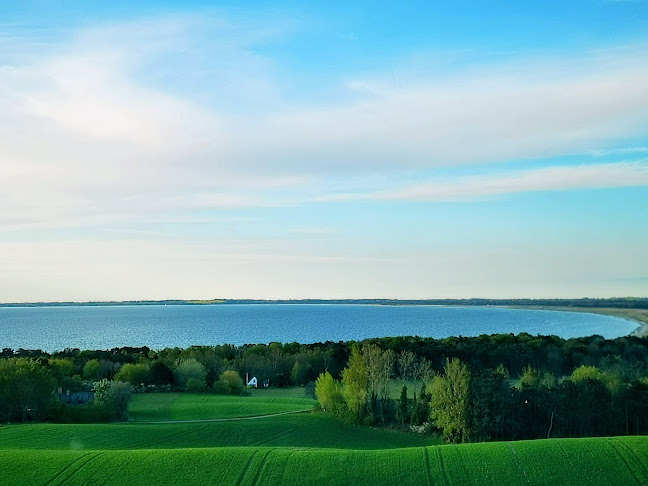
[128,392,316,421]
[1,391,647,485]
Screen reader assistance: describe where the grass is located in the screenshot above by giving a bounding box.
[0,413,435,450]
[1,437,647,485]
[248,386,315,398]
[128,392,316,421]
[1,391,647,485]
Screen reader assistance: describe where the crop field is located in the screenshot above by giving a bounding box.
[1,392,647,485]
[0,413,434,450]
[1,435,647,485]
[129,392,316,421]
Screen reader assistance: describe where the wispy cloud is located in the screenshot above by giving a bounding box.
[1,15,648,232]
[288,228,338,235]
[337,161,648,201]
[321,161,648,202]
[589,147,648,157]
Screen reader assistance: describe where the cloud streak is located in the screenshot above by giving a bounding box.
[328,161,648,202]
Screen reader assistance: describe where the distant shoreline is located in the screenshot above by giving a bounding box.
[1,297,647,308]
[1,298,646,338]
[503,305,648,337]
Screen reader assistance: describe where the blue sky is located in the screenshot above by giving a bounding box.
[1,1,647,301]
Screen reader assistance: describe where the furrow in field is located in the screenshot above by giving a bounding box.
[42,453,92,486]
[57,451,107,486]
[234,450,260,486]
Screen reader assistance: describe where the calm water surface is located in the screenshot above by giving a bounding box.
[0,304,638,352]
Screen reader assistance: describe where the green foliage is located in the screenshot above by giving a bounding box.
[314,372,343,412]
[571,365,603,383]
[341,345,368,422]
[48,400,112,423]
[49,358,76,380]
[173,358,206,390]
[149,361,175,385]
[471,366,512,442]
[397,385,409,424]
[519,365,540,387]
[82,359,101,380]
[213,370,244,394]
[186,377,206,392]
[114,363,150,386]
[397,350,418,384]
[362,344,394,400]
[519,365,556,389]
[410,383,431,426]
[0,358,57,422]
[430,358,472,443]
[93,379,132,421]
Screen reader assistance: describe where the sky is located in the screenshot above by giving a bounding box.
[1,0,647,302]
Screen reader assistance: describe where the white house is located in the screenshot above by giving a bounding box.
[247,376,258,388]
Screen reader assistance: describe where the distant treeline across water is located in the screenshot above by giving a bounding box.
[1,297,647,308]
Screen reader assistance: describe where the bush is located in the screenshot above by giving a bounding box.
[187,377,206,393]
[93,379,132,421]
[114,363,150,386]
[173,359,206,390]
[48,400,112,423]
[214,371,244,394]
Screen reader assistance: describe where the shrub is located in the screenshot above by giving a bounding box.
[214,371,244,394]
[173,359,206,390]
[93,379,132,421]
[186,377,206,393]
[114,363,150,386]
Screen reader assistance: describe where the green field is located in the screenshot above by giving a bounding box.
[1,391,647,485]
[129,392,316,421]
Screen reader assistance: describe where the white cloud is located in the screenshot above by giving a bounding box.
[1,16,647,234]
[327,161,648,202]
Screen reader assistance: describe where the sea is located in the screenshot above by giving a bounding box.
[0,304,638,352]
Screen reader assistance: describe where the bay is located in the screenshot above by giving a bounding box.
[0,304,638,352]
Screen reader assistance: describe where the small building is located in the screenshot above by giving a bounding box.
[56,391,95,406]
[263,379,270,388]
[246,376,258,388]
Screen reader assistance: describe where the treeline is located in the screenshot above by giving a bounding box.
[4,333,648,386]
[0,358,131,423]
[2,297,647,308]
[2,333,648,436]
[315,344,648,443]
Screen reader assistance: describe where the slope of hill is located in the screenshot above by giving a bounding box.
[1,393,646,485]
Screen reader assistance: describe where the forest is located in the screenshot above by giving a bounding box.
[1,332,647,442]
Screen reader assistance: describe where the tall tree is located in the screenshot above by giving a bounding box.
[315,372,342,412]
[398,350,417,384]
[0,358,56,422]
[341,345,368,422]
[430,358,472,443]
[397,384,409,424]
